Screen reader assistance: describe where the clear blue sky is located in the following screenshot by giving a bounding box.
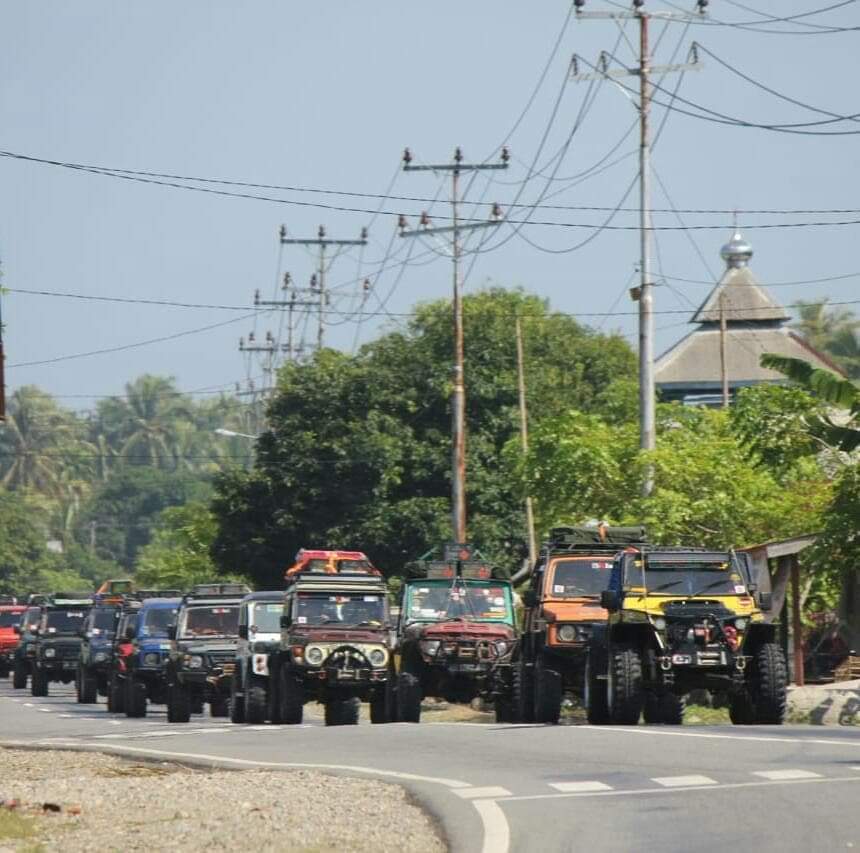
[2,1,858,411]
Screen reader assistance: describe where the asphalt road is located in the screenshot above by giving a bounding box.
[1,680,859,853]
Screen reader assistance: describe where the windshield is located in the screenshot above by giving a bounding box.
[405,581,513,623]
[23,608,41,633]
[0,611,23,628]
[140,607,178,638]
[549,558,613,597]
[627,557,747,597]
[294,593,385,628]
[90,607,118,637]
[251,602,282,633]
[45,608,89,634]
[179,605,239,639]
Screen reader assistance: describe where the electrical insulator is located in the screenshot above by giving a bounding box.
[360,226,368,241]
[420,211,431,228]
[318,225,326,240]
[239,337,245,348]
[283,272,292,289]
[402,147,412,166]
[501,147,510,164]
[279,225,286,239]
[398,214,408,232]
[454,146,463,163]
[574,0,585,8]
[254,289,260,304]
[248,332,255,343]
[491,202,502,220]
[362,278,370,292]
[266,331,273,343]
[633,0,644,8]
[310,273,318,290]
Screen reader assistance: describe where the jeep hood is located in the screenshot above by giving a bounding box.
[541,598,607,624]
[407,621,515,641]
[177,640,237,655]
[289,629,385,644]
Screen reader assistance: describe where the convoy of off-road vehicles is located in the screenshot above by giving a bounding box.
[1,529,790,728]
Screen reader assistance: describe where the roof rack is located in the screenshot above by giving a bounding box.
[288,573,388,592]
[545,525,648,551]
[0,596,19,606]
[138,589,184,600]
[285,549,381,582]
[96,579,135,596]
[49,592,94,606]
[405,543,507,580]
[184,583,251,601]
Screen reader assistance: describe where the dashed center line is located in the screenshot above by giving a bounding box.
[550,781,613,793]
[752,769,822,781]
[652,775,718,788]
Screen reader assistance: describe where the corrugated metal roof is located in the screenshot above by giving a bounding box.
[691,266,791,324]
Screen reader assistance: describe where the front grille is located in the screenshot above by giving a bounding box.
[49,644,79,660]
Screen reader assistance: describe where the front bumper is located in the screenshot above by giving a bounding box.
[37,659,78,674]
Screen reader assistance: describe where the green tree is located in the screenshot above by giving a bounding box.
[792,300,860,380]
[212,288,637,586]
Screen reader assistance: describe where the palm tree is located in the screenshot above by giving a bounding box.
[761,354,859,452]
[792,301,860,380]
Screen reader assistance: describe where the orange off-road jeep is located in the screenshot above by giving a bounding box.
[514,525,648,723]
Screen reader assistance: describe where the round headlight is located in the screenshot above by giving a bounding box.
[44,648,56,658]
[494,640,509,657]
[94,652,107,663]
[144,653,160,666]
[557,624,577,643]
[368,648,387,668]
[734,618,748,631]
[420,639,441,656]
[305,646,325,666]
[185,654,204,669]
[653,617,666,631]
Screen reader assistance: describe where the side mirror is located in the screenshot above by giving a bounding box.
[758,592,772,612]
[522,590,537,609]
[238,625,249,640]
[166,626,176,640]
[280,614,290,629]
[600,590,620,612]
[748,583,758,595]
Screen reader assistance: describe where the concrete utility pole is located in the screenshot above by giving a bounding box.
[572,0,706,495]
[279,225,368,350]
[399,146,509,543]
[515,315,538,568]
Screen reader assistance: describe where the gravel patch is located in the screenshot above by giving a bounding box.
[0,748,445,852]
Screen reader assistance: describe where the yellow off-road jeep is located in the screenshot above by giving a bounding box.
[586,546,786,726]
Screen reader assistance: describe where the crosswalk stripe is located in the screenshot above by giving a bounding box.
[549,781,613,793]
[455,786,512,800]
[652,775,718,788]
[752,769,822,781]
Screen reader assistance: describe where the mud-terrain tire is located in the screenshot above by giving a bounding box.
[752,643,787,724]
[245,680,268,724]
[210,697,229,718]
[608,645,643,725]
[30,668,48,697]
[279,668,304,725]
[12,662,27,690]
[167,683,191,723]
[325,697,360,726]
[77,666,98,704]
[584,649,610,725]
[268,667,283,724]
[658,692,685,725]
[533,657,562,724]
[107,674,125,713]
[729,691,755,725]
[126,678,148,718]
[370,675,395,724]
[512,658,534,723]
[494,696,515,723]
[396,671,422,723]
[230,671,246,724]
[0,666,7,679]
[643,691,662,724]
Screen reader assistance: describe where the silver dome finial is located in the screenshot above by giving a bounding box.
[720,229,753,269]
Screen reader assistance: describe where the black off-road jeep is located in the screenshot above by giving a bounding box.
[30,593,93,696]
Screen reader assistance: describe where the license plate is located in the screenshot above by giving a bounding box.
[336,670,355,680]
[63,661,76,669]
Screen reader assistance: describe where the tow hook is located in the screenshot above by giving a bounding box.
[660,656,673,672]
[735,656,747,672]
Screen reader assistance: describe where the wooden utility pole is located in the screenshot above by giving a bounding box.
[279,225,368,350]
[399,147,509,543]
[515,316,537,567]
[719,291,729,408]
[572,1,705,495]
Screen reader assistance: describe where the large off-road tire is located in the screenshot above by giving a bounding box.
[533,657,563,724]
[245,680,268,725]
[107,674,125,713]
[512,658,534,723]
[126,678,148,718]
[370,674,395,724]
[325,697,360,726]
[643,691,662,724]
[494,695,515,723]
[166,683,191,723]
[12,662,28,690]
[608,645,643,725]
[658,692,685,725]
[0,666,8,679]
[279,668,304,725]
[396,671,422,723]
[210,697,229,718]
[230,672,246,724]
[77,666,98,704]
[584,648,610,725]
[751,643,787,725]
[30,668,48,697]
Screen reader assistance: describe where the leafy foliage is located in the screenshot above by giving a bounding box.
[791,300,860,380]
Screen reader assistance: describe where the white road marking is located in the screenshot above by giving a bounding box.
[455,786,512,800]
[473,798,510,853]
[108,720,122,726]
[653,775,718,788]
[23,703,33,707]
[550,781,613,793]
[752,769,822,781]
[38,708,52,713]
[579,725,860,749]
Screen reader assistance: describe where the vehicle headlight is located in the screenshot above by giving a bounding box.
[653,617,666,631]
[368,648,388,668]
[734,618,748,631]
[557,624,577,643]
[420,640,441,656]
[143,653,160,666]
[44,648,56,658]
[494,640,509,657]
[94,652,107,663]
[184,654,204,669]
[305,646,325,666]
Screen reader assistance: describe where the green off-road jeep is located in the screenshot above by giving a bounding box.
[586,547,786,726]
